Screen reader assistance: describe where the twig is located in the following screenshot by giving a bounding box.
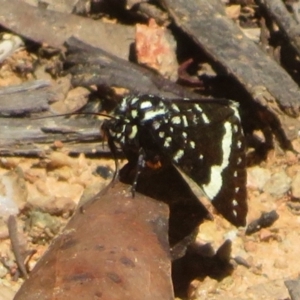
[7,215,29,279]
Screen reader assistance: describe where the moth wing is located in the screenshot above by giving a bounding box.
[148,100,247,226]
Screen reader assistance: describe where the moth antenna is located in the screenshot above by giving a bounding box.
[31,112,116,120]
[34,111,121,185]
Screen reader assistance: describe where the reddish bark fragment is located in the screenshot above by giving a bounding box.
[135,19,178,81]
[14,182,173,300]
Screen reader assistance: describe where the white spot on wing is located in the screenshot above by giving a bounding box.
[171,104,180,112]
[189,141,195,149]
[192,114,198,124]
[171,116,181,124]
[159,131,165,138]
[182,115,188,127]
[182,132,187,139]
[140,101,152,109]
[173,149,184,162]
[202,113,210,124]
[164,136,172,148]
[194,104,202,112]
[237,140,243,149]
[202,121,232,199]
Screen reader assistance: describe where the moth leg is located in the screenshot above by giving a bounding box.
[131,148,146,197]
[104,130,120,186]
[112,156,119,184]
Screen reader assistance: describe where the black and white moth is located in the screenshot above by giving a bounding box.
[101,94,247,226]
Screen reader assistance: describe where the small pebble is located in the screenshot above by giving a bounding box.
[259,228,273,242]
[47,152,74,169]
[0,263,8,278]
[225,4,241,20]
[273,258,288,269]
[53,140,64,148]
[247,166,271,191]
[188,277,218,299]
[291,171,300,199]
[263,171,291,198]
[244,241,257,252]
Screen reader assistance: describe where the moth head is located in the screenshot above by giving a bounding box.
[101,117,137,145]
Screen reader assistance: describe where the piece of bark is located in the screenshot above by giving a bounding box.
[65,37,196,99]
[0,0,134,60]
[14,181,174,300]
[133,2,171,26]
[0,116,104,156]
[285,279,300,300]
[0,81,54,115]
[289,1,300,24]
[0,79,107,156]
[7,215,28,279]
[23,0,80,14]
[0,80,105,156]
[158,0,300,136]
[0,80,50,95]
[257,0,300,57]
